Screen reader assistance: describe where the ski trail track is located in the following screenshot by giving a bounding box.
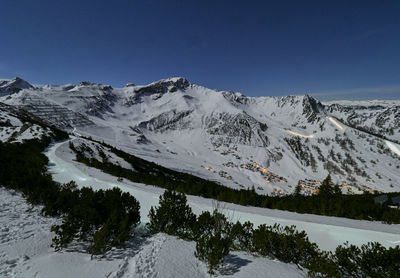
[120,234,166,278]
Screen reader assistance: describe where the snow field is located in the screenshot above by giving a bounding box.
[46,139,400,252]
[0,188,307,278]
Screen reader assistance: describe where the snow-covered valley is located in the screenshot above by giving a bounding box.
[1,137,399,278]
[45,139,400,251]
[1,77,400,196]
[1,76,400,277]
[0,187,310,278]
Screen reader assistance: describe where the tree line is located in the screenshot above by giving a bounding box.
[148,189,400,277]
[71,139,400,224]
[0,131,141,254]
[0,124,398,276]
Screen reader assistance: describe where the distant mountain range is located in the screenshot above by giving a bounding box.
[1,77,399,195]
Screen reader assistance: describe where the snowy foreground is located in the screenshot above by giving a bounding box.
[0,188,307,278]
[1,139,399,278]
[46,139,400,250]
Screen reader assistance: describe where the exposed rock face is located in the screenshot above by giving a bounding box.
[0,77,34,96]
[136,77,190,95]
[137,109,193,132]
[2,90,94,129]
[23,102,94,128]
[327,102,400,142]
[1,76,399,194]
[205,112,269,147]
[302,95,325,123]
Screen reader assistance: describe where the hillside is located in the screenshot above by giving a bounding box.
[1,77,399,195]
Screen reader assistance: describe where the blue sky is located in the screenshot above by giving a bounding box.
[0,0,399,100]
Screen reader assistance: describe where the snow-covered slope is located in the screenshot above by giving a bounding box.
[325,100,400,142]
[45,138,400,251]
[0,187,309,278]
[0,103,53,142]
[1,77,400,194]
[0,77,33,96]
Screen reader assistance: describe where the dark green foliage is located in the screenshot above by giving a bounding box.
[91,221,112,254]
[193,210,231,240]
[70,138,400,224]
[193,210,232,274]
[334,242,400,278]
[318,175,341,196]
[307,252,340,278]
[0,138,57,205]
[252,223,320,265]
[51,187,141,254]
[148,191,233,273]
[148,190,196,238]
[334,242,362,277]
[229,221,253,251]
[195,232,231,274]
[148,190,400,276]
[0,134,140,255]
[294,181,302,196]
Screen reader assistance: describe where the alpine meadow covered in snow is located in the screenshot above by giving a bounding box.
[1,0,400,277]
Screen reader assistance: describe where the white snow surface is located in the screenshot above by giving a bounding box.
[1,137,398,278]
[385,140,400,157]
[45,139,400,251]
[323,99,400,107]
[0,187,307,278]
[1,77,400,277]
[1,78,400,194]
[0,110,51,142]
[0,77,33,96]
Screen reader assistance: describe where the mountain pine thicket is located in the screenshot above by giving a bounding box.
[0,130,141,254]
[70,137,400,224]
[148,189,400,277]
[0,114,399,276]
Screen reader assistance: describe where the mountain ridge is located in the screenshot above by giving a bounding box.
[0,76,399,195]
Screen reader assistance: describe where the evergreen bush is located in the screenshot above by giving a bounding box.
[148,189,196,238]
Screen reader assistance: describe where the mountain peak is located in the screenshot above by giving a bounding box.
[303,94,325,113]
[136,77,191,95]
[0,77,33,96]
[158,76,188,83]
[151,77,190,88]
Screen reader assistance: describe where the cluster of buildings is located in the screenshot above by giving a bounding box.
[239,161,287,184]
[272,187,286,196]
[297,179,322,195]
[297,179,379,196]
[340,183,376,194]
[217,170,232,180]
[201,165,232,181]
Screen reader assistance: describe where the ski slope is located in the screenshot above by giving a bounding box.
[283,129,315,138]
[327,116,346,131]
[385,140,400,157]
[45,139,400,252]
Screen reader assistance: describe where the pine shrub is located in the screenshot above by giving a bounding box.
[148,189,196,238]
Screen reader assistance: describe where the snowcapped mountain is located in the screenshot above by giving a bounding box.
[1,77,399,195]
[0,77,33,96]
[325,101,400,142]
[0,102,55,142]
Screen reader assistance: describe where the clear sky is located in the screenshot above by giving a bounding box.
[0,0,399,100]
